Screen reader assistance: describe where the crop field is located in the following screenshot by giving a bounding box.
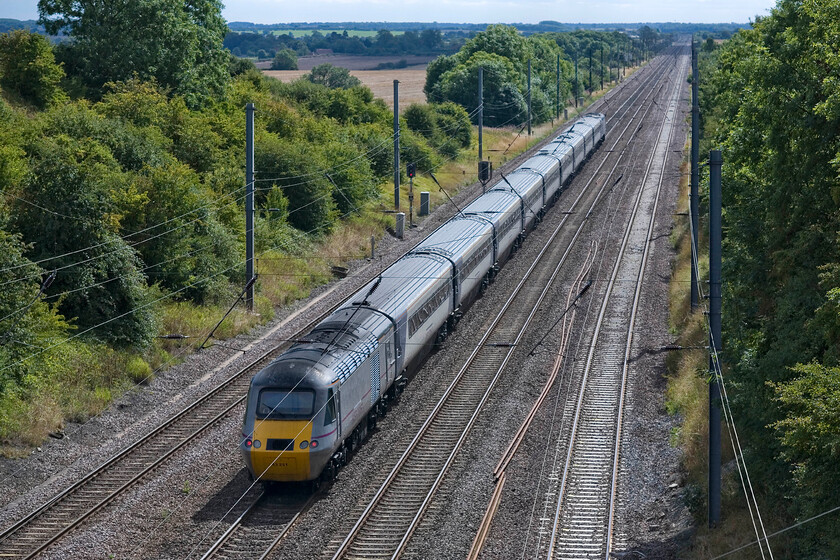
[272,29,405,38]
[292,54,434,71]
[263,68,429,108]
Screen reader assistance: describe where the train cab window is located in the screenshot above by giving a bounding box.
[257,389,315,419]
[324,388,336,425]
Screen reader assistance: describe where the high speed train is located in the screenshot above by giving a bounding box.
[240,113,606,484]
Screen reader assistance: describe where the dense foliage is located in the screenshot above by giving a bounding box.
[0,15,469,446]
[38,0,230,107]
[0,30,65,109]
[700,0,840,554]
[224,28,456,59]
[424,25,661,127]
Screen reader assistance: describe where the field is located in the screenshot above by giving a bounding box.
[272,29,405,38]
[287,54,434,71]
[263,67,429,108]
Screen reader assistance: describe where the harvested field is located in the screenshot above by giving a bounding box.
[257,54,434,71]
[263,68,429,108]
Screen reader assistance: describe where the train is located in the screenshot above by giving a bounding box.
[240,113,606,484]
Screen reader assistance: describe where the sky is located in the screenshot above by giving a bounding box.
[2,0,777,25]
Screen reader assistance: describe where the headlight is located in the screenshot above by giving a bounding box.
[253,440,261,449]
[310,439,319,449]
[299,440,309,449]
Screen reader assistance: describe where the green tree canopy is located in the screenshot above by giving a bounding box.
[307,63,361,89]
[423,25,579,126]
[700,0,840,553]
[271,48,298,70]
[0,29,66,109]
[12,135,157,348]
[37,0,229,107]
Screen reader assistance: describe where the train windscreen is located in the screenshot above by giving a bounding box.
[256,389,315,419]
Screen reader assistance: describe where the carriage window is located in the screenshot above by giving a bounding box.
[324,388,336,425]
[257,389,315,419]
[408,283,449,337]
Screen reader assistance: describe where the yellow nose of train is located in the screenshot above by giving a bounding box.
[248,420,313,481]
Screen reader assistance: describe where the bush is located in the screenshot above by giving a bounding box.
[404,103,437,141]
[308,63,361,89]
[271,48,298,70]
[255,135,338,234]
[0,30,66,109]
[404,102,473,159]
[14,135,158,348]
[400,129,439,175]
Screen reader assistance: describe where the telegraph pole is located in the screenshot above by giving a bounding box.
[574,53,579,107]
[393,80,400,210]
[478,66,483,160]
[556,53,560,120]
[245,102,255,312]
[691,40,700,310]
[527,59,532,136]
[709,149,723,528]
[600,44,604,91]
[588,46,593,95]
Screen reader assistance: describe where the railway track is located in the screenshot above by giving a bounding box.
[186,52,675,560]
[322,50,681,560]
[537,47,689,560]
[0,61,654,560]
[198,488,311,560]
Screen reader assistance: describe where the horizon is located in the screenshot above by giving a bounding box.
[2,0,775,26]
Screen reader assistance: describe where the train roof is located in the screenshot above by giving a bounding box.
[521,153,561,174]
[412,216,493,261]
[346,253,452,319]
[252,316,385,388]
[462,189,521,216]
[540,140,575,158]
[491,169,542,196]
[556,131,585,149]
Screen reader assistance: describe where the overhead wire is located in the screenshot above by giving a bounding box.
[0,183,250,276]
[130,76,605,559]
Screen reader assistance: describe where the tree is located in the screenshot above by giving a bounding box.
[0,227,71,396]
[271,48,298,70]
[37,0,229,107]
[307,63,361,89]
[699,0,840,554]
[434,52,526,127]
[638,26,659,52]
[13,135,157,348]
[423,25,576,126]
[0,29,66,109]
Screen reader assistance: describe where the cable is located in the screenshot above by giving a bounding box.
[0,188,252,288]
[0,184,250,276]
[710,504,840,559]
[686,156,773,557]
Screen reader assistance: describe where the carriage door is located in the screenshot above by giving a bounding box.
[381,337,392,386]
[327,386,341,439]
[370,351,381,405]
